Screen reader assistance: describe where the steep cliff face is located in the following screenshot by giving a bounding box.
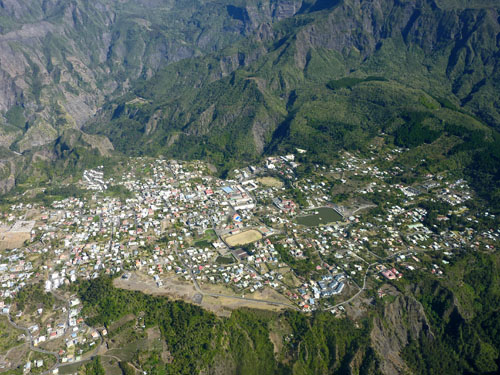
[292,0,500,115]
[0,153,22,194]
[0,0,306,189]
[0,0,302,149]
[89,0,499,171]
[371,292,433,375]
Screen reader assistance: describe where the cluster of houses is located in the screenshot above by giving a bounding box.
[2,291,105,375]
[0,147,498,370]
[265,154,298,173]
[82,168,107,191]
[294,273,346,311]
[378,265,403,280]
[317,274,346,297]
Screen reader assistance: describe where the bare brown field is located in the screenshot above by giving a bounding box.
[114,272,291,316]
[197,282,292,308]
[0,221,35,250]
[200,295,285,315]
[0,232,30,250]
[114,272,197,301]
[246,287,292,305]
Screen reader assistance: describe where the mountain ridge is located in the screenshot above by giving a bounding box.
[0,0,307,191]
[88,0,500,159]
[0,0,498,202]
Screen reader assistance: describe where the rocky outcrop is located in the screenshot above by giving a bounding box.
[0,149,24,194]
[0,124,21,148]
[292,0,500,116]
[0,0,304,192]
[371,290,433,375]
[53,128,114,158]
[227,0,303,30]
[17,120,58,153]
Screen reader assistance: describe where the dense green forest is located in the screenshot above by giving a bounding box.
[74,249,499,375]
[82,357,106,375]
[75,277,379,374]
[14,282,55,313]
[401,251,500,374]
[84,0,500,214]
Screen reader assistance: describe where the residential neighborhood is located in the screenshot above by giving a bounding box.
[0,148,498,373]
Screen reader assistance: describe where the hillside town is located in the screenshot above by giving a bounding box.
[0,148,498,374]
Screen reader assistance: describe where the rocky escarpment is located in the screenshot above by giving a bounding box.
[371,289,433,375]
[89,0,499,168]
[0,0,303,129]
[0,0,305,191]
[0,148,24,194]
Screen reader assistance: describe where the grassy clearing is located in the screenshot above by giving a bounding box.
[224,230,262,247]
[59,361,89,375]
[216,255,235,264]
[105,333,164,366]
[194,229,218,248]
[0,315,24,352]
[257,177,284,188]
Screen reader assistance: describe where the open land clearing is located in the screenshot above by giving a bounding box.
[0,220,35,250]
[257,177,283,188]
[114,272,197,301]
[224,229,262,247]
[200,295,285,315]
[114,271,290,316]
[200,281,292,306]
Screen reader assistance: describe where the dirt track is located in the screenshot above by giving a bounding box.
[114,272,293,316]
[224,229,262,247]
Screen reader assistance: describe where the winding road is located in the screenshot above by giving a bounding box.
[5,313,60,374]
[327,248,416,311]
[3,291,104,375]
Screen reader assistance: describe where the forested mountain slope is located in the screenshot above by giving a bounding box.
[88,0,500,207]
[0,0,498,201]
[71,250,500,375]
[0,0,303,191]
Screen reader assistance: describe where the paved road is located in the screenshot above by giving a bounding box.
[327,248,416,311]
[328,262,376,310]
[174,244,300,311]
[4,313,60,374]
